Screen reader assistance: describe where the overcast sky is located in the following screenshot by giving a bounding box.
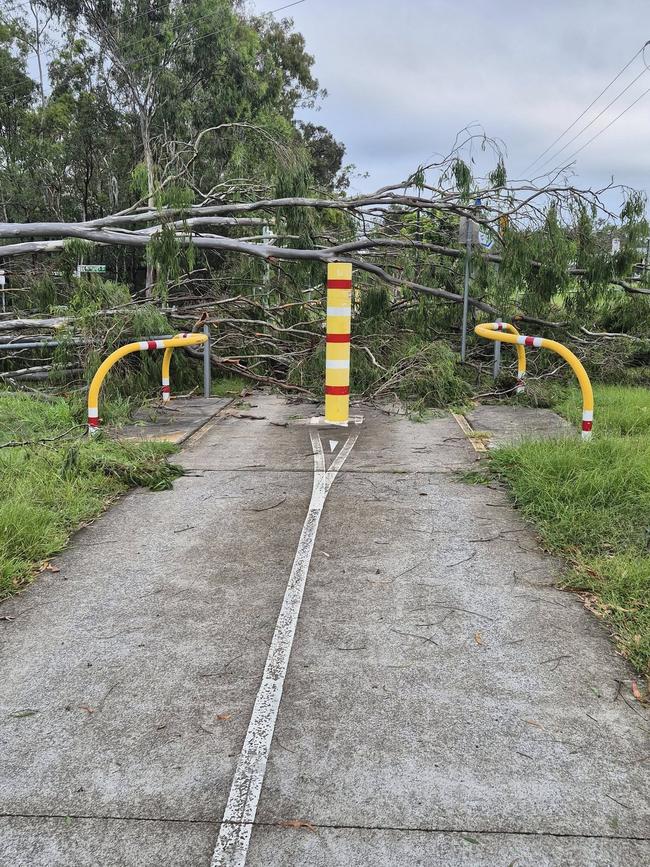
[256,0,650,211]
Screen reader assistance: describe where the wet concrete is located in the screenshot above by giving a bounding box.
[465,405,573,447]
[1,395,647,866]
[115,396,234,444]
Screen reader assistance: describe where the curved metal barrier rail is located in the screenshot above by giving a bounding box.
[161,333,198,403]
[87,332,208,435]
[475,321,594,440]
[490,321,527,394]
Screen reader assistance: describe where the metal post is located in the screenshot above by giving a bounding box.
[203,323,211,398]
[493,317,502,379]
[460,220,472,362]
[325,262,352,424]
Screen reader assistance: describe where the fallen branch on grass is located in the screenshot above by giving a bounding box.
[0,424,83,449]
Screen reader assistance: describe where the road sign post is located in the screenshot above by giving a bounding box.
[325,262,352,424]
[203,323,211,398]
[460,220,472,362]
[493,318,502,378]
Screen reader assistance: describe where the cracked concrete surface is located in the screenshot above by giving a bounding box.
[1,394,648,866]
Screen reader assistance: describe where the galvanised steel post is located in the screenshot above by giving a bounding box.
[493,318,502,379]
[203,322,211,398]
[460,218,472,362]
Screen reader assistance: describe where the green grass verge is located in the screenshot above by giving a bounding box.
[0,391,182,600]
[556,383,650,436]
[211,375,249,398]
[489,385,650,677]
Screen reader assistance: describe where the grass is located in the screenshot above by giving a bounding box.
[211,375,249,398]
[556,383,650,436]
[0,391,182,599]
[488,384,650,677]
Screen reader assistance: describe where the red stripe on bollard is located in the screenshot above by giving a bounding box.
[325,385,350,395]
[582,420,593,431]
[327,279,352,289]
[161,386,171,394]
[326,333,351,343]
[88,417,100,427]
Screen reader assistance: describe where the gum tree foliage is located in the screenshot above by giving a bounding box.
[0,2,341,230]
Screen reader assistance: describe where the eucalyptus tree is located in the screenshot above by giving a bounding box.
[0,16,36,221]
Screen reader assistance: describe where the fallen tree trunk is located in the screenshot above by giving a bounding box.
[184,345,314,396]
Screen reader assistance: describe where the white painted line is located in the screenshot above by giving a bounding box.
[210,424,358,867]
[329,439,339,452]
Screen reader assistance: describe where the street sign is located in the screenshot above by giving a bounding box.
[478,229,494,250]
[76,264,107,275]
[458,217,479,246]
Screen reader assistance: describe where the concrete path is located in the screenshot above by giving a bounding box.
[466,405,573,447]
[116,396,235,444]
[1,395,648,866]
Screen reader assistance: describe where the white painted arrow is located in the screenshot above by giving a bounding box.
[329,439,339,452]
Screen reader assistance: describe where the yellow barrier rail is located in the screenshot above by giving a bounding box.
[489,321,527,394]
[161,333,199,404]
[87,332,208,435]
[475,321,594,439]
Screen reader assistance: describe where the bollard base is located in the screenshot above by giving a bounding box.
[287,415,364,428]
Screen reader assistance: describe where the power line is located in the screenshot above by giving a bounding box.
[536,64,649,172]
[524,40,650,174]
[560,82,650,165]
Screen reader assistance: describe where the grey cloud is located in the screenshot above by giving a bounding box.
[257,0,650,201]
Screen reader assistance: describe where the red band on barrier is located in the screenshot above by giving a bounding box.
[325,385,350,396]
[147,340,157,350]
[327,279,352,289]
[582,420,593,431]
[524,336,535,346]
[161,386,171,394]
[88,417,100,427]
[326,333,351,343]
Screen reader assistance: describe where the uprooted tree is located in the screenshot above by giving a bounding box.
[1,2,649,406]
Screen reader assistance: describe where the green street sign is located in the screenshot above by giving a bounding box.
[77,264,107,273]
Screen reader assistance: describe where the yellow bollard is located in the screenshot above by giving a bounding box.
[87,333,207,435]
[325,262,352,424]
[474,322,594,439]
